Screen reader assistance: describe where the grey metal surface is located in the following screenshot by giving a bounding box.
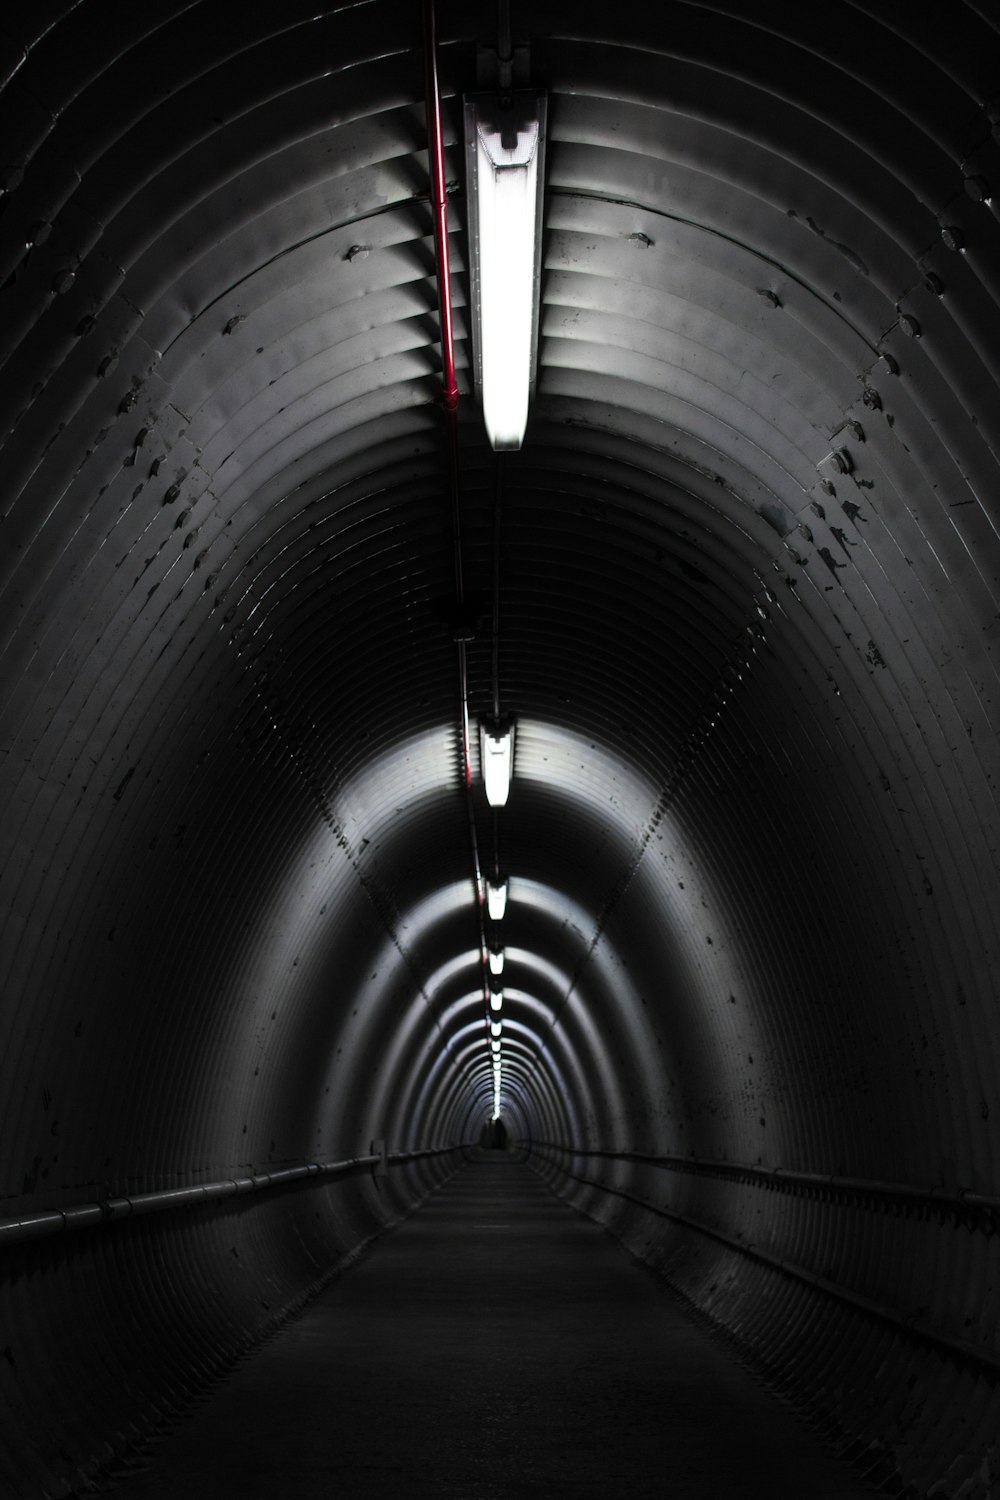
[0,1,998,1495]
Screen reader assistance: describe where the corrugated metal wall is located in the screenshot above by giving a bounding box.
[0,3,998,1495]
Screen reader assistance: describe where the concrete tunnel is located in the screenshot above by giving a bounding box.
[1,1,999,1495]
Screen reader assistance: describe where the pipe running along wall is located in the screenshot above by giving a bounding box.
[0,2,998,1496]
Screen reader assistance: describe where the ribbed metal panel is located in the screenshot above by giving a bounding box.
[0,0,999,1494]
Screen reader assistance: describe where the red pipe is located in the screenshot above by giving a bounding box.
[423,0,473,808]
[422,0,459,415]
[423,0,471,788]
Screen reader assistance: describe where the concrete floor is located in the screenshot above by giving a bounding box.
[117,1156,874,1498]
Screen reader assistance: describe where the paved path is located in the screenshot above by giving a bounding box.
[118,1155,872,1498]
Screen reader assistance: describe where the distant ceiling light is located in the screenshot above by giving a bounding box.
[486,878,508,920]
[491,1039,501,1053]
[489,989,503,1012]
[464,90,547,451]
[480,718,515,806]
[490,1020,502,1037]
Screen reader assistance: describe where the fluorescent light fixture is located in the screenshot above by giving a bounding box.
[491,1039,501,1053]
[489,986,503,1012]
[490,1020,502,1037]
[488,946,504,976]
[486,878,508,920]
[464,90,547,451]
[480,718,515,806]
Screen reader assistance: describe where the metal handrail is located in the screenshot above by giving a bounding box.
[0,1145,465,1248]
[527,1140,1000,1217]
[528,1142,1000,1379]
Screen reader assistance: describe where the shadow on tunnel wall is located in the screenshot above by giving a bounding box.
[0,1,999,1496]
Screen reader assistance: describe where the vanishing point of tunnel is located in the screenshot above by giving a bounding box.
[1,2,999,1497]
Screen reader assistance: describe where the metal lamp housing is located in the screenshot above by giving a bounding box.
[464,89,547,451]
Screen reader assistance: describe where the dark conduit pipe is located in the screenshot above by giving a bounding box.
[423,0,488,1002]
[423,0,474,799]
[0,1148,464,1247]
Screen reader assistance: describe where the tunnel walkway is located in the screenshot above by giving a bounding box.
[117,1157,873,1498]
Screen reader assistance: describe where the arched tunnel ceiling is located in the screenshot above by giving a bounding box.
[1,0,1000,1350]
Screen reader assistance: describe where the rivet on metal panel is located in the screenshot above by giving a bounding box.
[862,386,882,411]
[940,225,965,251]
[899,314,921,338]
[97,351,119,377]
[757,288,781,307]
[798,523,813,543]
[75,313,96,337]
[879,350,899,375]
[963,174,991,203]
[51,268,76,294]
[345,244,370,262]
[627,232,653,248]
[846,420,865,441]
[222,314,244,335]
[924,271,944,296]
[0,165,25,193]
[162,483,181,505]
[27,219,51,246]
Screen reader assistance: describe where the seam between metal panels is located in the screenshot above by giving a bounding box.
[546,188,880,352]
[526,605,775,1059]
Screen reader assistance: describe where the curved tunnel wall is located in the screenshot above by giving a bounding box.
[1,2,999,1494]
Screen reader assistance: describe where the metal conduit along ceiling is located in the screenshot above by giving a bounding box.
[0,0,998,1494]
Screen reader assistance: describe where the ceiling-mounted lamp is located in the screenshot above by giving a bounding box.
[489,987,503,1012]
[464,89,547,451]
[480,717,515,807]
[486,877,508,920]
[490,1019,503,1037]
[488,946,504,976]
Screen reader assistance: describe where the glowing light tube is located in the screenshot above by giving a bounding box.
[490,989,503,1013]
[465,92,547,451]
[488,946,504,976]
[480,719,515,806]
[486,878,508,920]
